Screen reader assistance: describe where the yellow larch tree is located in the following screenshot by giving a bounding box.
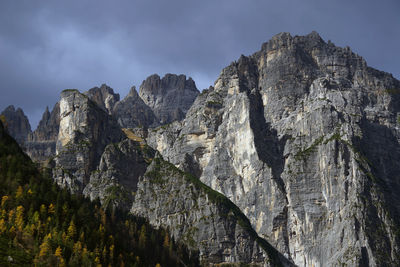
[67,220,76,240]
[1,195,9,207]
[15,205,24,231]
[48,203,55,214]
[15,186,23,200]
[0,218,6,234]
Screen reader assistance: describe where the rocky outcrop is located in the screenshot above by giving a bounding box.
[112,86,158,128]
[139,74,200,124]
[25,103,60,163]
[84,84,120,114]
[147,32,400,266]
[82,127,292,265]
[131,155,293,266]
[83,136,154,211]
[30,103,60,142]
[53,89,123,194]
[0,105,31,144]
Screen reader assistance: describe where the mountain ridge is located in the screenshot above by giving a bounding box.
[1,31,400,266]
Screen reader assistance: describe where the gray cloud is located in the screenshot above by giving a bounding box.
[1,0,399,128]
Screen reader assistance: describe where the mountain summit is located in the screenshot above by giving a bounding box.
[2,32,400,266]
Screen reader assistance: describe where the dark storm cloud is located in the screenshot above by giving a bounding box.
[1,0,399,128]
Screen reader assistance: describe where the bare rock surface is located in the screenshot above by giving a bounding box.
[84,84,120,114]
[112,86,158,128]
[24,103,60,163]
[131,155,293,266]
[139,74,200,124]
[0,105,31,144]
[147,32,400,266]
[52,89,123,193]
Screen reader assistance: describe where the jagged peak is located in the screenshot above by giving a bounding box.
[127,86,139,97]
[40,106,51,121]
[2,105,29,118]
[140,73,198,94]
[304,31,323,41]
[4,105,16,112]
[85,84,119,97]
[261,31,327,52]
[61,88,81,96]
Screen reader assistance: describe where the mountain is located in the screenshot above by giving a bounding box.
[84,84,120,114]
[147,32,400,266]
[112,86,158,129]
[2,74,199,164]
[55,90,289,265]
[139,74,200,124]
[24,103,60,163]
[0,120,199,266]
[2,32,400,266]
[53,89,124,194]
[0,105,31,145]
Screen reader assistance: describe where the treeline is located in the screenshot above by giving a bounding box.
[0,122,199,266]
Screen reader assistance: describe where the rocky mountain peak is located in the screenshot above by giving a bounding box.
[112,86,158,129]
[0,105,31,144]
[139,73,200,124]
[42,106,50,121]
[84,84,120,114]
[127,85,139,98]
[54,89,123,193]
[147,32,400,266]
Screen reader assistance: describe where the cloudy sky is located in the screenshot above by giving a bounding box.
[1,0,399,128]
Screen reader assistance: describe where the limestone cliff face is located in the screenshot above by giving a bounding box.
[139,74,200,124]
[147,32,400,266]
[84,84,120,114]
[82,129,292,266]
[53,89,123,194]
[112,86,158,128]
[131,155,293,267]
[0,105,31,144]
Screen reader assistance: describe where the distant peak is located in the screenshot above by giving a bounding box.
[4,105,16,112]
[272,32,292,40]
[306,30,322,40]
[128,86,139,97]
[261,31,327,52]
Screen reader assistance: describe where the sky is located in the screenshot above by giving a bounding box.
[1,0,399,129]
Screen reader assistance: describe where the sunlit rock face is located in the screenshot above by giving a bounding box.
[139,73,200,124]
[147,32,400,267]
[53,89,123,194]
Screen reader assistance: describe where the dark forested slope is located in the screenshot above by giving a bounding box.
[0,121,199,266]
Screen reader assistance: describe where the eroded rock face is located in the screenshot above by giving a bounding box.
[0,105,31,144]
[83,138,154,211]
[139,74,200,124]
[131,156,293,267]
[25,103,60,163]
[53,89,123,194]
[112,86,158,128]
[31,103,60,141]
[84,84,120,114]
[147,32,400,266]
